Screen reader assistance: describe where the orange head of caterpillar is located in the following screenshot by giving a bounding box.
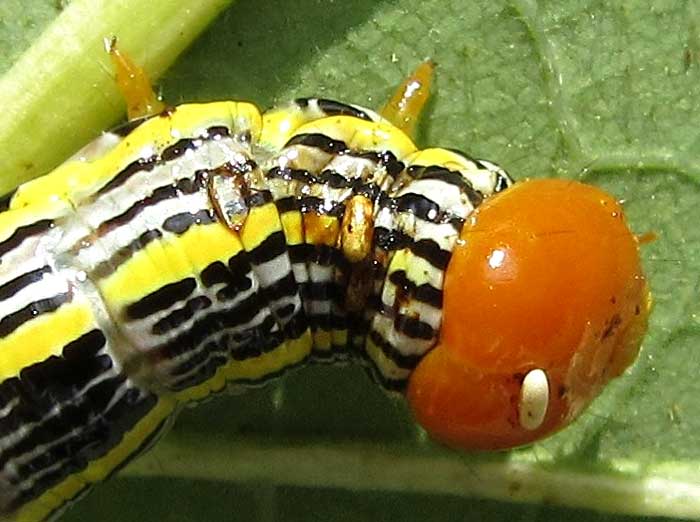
[407,178,650,450]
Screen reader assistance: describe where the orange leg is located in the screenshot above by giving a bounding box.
[107,37,165,120]
[379,60,435,139]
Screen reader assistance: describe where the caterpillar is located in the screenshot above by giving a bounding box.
[0,49,650,522]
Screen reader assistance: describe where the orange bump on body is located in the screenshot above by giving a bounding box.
[407,178,650,450]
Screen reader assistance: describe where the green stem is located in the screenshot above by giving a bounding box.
[123,434,700,519]
[0,0,234,195]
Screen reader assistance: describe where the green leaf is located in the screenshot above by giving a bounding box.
[2,0,699,521]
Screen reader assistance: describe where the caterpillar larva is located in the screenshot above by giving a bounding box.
[0,49,650,521]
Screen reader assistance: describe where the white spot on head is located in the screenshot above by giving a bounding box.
[488,249,506,269]
[518,368,549,431]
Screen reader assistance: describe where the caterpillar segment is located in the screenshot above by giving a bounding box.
[0,77,512,518]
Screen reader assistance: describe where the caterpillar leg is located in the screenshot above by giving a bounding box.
[379,60,435,139]
[106,37,165,120]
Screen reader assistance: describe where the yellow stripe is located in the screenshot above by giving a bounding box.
[0,301,94,381]
[312,329,333,351]
[175,330,313,403]
[14,397,177,522]
[239,203,283,251]
[365,337,407,381]
[293,116,417,159]
[404,147,479,171]
[99,221,242,309]
[388,249,441,288]
[280,212,304,245]
[260,104,310,151]
[331,328,348,349]
[303,213,340,247]
[0,200,68,244]
[10,102,263,211]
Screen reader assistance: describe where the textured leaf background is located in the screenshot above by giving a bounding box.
[2,0,700,520]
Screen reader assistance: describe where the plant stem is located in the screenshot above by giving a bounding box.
[123,434,700,519]
[0,0,234,195]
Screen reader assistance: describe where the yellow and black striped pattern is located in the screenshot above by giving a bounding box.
[0,97,511,521]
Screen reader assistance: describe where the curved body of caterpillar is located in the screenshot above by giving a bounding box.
[0,97,509,521]
[0,95,649,520]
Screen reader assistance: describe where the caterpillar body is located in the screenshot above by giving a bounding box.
[0,63,650,521]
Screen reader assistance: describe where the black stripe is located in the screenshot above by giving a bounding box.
[278,303,296,319]
[289,243,313,264]
[16,346,112,415]
[0,329,114,468]
[275,196,299,214]
[356,351,407,392]
[100,186,177,233]
[406,165,483,207]
[0,220,52,260]
[265,273,298,301]
[216,279,254,302]
[200,260,231,287]
[162,209,216,234]
[303,281,341,302]
[410,239,451,271]
[228,253,254,286]
[63,329,108,359]
[295,98,373,121]
[266,166,316,184]
[368,329,422,369]
[394,192,443,223]
[204,126,231,140]
[0,292,71,338]
[494,171,511,192]
[97,125,231,195]
[98,173,207,234]
[307,312,345,331]
[285,133,348,154]
[319,169,356,189]
[373,227,412,251]
[96,156,158,195]
[169,313,309,389]
[0,330,108,441]
[91,229,163,280]
[388,270,443,308]
[0,266,52,302]
[352,150,405,177]
[151,296,213,335]
[8,384,157,512]
[247,231,287,265]
[305,244,346,268]
[299,195,345,217]
[160,137,201,162]
[125,278,197,321]
[394,314,435,340]
[208,253,254,302]
[94,386,158,457]
[267,167,358,190]
[154,290,267,360]
[167,314,283,386]
[246,190,274,208]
